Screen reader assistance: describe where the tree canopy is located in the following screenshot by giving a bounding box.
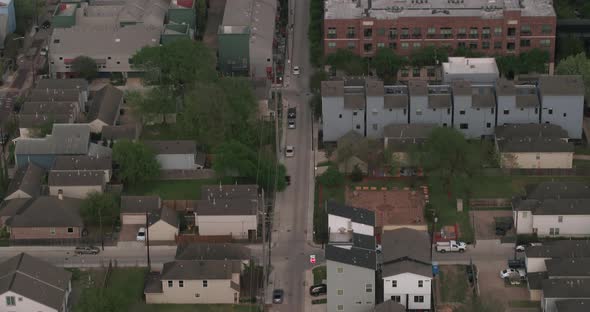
[112,140,160,186]
[557,35,585,61]
[126,87,176,125]
[411,46,449,67]
[556,52,590,101]
[71,56,98,81]
[371,48,405,83]
[81,192,120,227]
[325,49,368,75]
[497,49,550,78]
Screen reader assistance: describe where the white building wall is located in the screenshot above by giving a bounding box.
[365,95,407,139]
[500,152,573,169]
[148,220,178,241]
[122,213,146,225]
[0,290,61,312]
[383,272,432,310]
[322,96,363,142]
[156,154,197,170]
[532,214,590,237]
[328,214,374,236]
[146,278,239,304]
[196,214,257,239]
[514,210,534,234]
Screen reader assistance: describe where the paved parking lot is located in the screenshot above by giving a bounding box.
[470,210,514,240]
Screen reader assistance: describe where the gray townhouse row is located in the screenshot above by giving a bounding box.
[321,75,584,142]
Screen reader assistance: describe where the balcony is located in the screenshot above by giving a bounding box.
[442,34,453,39]
[412,34,422,39]
[457,34,467,39]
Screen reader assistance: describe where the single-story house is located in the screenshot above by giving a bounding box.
[144,140,205,170]
[495,124,573,169]
[87,85,124,133]
[194,198,258,239]
[48,171,105,199]
[0,199,31,227]
[145,260,241,304]
[175,243,251,266]
[51,155,112,183]
[383,124,436,166]
[4,163,45,201]
[101,125,140,145]
[120,196,177,241]
[0,253,72,312]
[7,196,83,240]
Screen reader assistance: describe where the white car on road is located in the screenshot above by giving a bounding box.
[293,66,300,76]
[285,146,294,157]
[136,227,146,241]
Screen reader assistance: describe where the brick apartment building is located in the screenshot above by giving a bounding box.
[323,0,556,68]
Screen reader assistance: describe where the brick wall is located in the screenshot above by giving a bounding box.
[11,226,81,239]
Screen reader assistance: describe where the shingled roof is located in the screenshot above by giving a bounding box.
[6,163,45,198]
[88,84,123,125]
[7,196,83,228]
[327,201,375,227]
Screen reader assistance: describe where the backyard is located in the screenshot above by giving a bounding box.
[437,265,471,304]
[124,178,238,199]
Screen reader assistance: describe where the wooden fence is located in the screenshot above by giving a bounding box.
[469,198,512,209]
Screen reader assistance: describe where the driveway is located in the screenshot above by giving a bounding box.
[119,224,143,242]
[470,210,514,240]
[476,260,530,308]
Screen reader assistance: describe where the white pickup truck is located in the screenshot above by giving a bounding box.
[436,240,467,253]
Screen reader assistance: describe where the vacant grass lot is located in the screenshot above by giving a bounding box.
[438,265,470,303]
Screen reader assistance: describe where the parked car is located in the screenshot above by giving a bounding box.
[273,289,284,304]
[285,145,294,157]
[293,66,300,76]
[287,107,296,119]
[75,246,100,255]
[285,175,291,185]
[288,119,295,129]
[508,258,525,269]
[435,240,466,253]
[41,20,51,29]
[516,242,542,252]
[309,284,327,297]
[399,167,417,176]
[500,268,526,279]
[136,227,146,241]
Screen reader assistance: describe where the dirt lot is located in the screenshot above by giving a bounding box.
[470,210,514,240]
[345,186,426,228]
[476,260,530,308]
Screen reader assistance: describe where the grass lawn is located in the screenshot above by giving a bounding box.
[125,178,234,199]
[573,159,590,169]
[312,266,327,285]
[141,124,181,141]
[575,145,590,155]
[438,265,470,303]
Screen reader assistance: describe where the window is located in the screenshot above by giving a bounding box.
[179,280,184,288]
[482,41,490,49]
[366,284,373,293]
[108,56,112,60]
[389,28,397,39]
[413,42,421,49]
[536,153,540,160]
[401,28,409,39]
[401,68,409,77]
[535,108,539,114]
[459,110,466,115]
[364,28,373,38]
[391,295,401,302]
[389,42,397,49]
[427,67,435,77]
[337,305,344,311]
[353,111,358,116]
[328,42,336,48]
[494,41,502,49]
[550,228,560,235]
[50,228,56,235]
[59,57,63,60]
[507,42,516,51]
[563,113,567,117]
[447,108,451,115]
[469,42,477,49]
[337,289,344,295]
[67,227,74,234]
[416,109,423,115]
[338,114,342,118]
[533,227,538,233]
[403,109,407,115]
[377,42,385,48]
[202,280,208,288]
[486,122,491,128]
[548,108,553,115]
[522,211,528,218]
[391,280,397,287]
[441,27,453,38]
[443,123,448,127]
[337,267,343,273]
[414,296,425,303]
[372,124,378,130]
[503,109,509,115]
[418,280,423,287]
[364,43,373,52]
[520,39,531,47]
[540,39,551,47]
[457,27,466,38]
[521,25,531,35]
[412,67,420,77]
[401,42,409,49]
[542,24,552,34]
[377,28,386,36]
[494,26,502,37]
[347,42,355,49]
[168,281,173,287]
[356,125,361,129]
[457,42,466,49]
[469,27,478,39]
[347,26,356,38]
[482,27,490,38]
[412,27,422,38]
[491,108,495,114]
[460,123,469,129]
[558,216,563,223]
[5,296,15,306]
[427,27,436,38]
[195,293,200,297]
[507,27,516,37]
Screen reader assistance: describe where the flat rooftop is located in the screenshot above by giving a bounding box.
[325,0,555,20]
[443,57,499,76]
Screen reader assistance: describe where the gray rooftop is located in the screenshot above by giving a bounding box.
[546,258,590,278]
[161,260,240,280]
[144,140,196,154]
[531,199,590,215]
[366,79,384,97]
[20,101,78,116]
[326,245,376,270]
[88,84,123,125]
[408,80,428,96]
[28,89,81,102]
[8,196,83,228]
[381,228,431,278]
[36,78,88,92]
[148,206,178,228]
[6,163,45,198]
[327,201,375,227]
[19,114,72,129]
[15,124,90,156]
[344,93,365,110]
[525,182,590,201]
[201,184,258,201]
[472,86,495,108]
[121,195,160,214]
[52,155,112,172]
[542,279,590,299]
[195,199,258,216]
[321,81,344,97]
[496,124,569,139]
[556,300,590,312]
[48,170,104,186]
[525,240,590,259]
[101,125,138,141]
[428,94,451,108]
[539,75,585,97]
[451,80,471,96]
[498,137,574,153]
[176,243,251,261]
[0,253,71,311]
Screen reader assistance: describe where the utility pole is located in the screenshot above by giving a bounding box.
[145,207,151,271]
[260,188,266,308]
[99,205,104,251]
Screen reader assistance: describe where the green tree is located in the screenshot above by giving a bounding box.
[310,70,328,94]
[519,48,550,74]
[317,165,344,187]
[126,87,175,125]
[325,49,368,75]
[411,46,449,67]
[14,0,36,35]
[80,192,119,227]
[371,48,405,83]
[309,0,324,66]
[556,52,590,101]
[557,35,585,61]
[71,56,98,81]
[350,165,364,182]
[3,33,23,62]
[213,140,258,177]
[112,140,160,186]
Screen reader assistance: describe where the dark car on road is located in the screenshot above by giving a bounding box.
[75,246,100,255]
[287,107,296,119]
[272,289,284,304]
[309,284,327,297]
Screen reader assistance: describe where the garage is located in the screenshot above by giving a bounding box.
[120,196,161,225]
[121,213,146,225]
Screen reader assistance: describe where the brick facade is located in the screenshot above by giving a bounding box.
[324,12,556,63]
[11,226,81,240]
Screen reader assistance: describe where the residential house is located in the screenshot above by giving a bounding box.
[451,80,496,138]
[144,140,205,170]
[28,89,86,113]
[18,101,79,138]
[15,124,91,169]
[524,241,590,273]
[538,75,584,140]
[175,243,251,266]
[383,124,435,167]
[321,79,365,142]
[542,279,590,312]
[495,78,540,126]
[381,228,432,311]
[495,124,574,169]
[7,196,83,240]
[36,78,89,109]
[0,0,16,49]
[0,199,31,227]
[101,125,140,145]
[52,155,112,183]
[442,57,500,84]
[365,80,408,139]
[48,171,105,199]
[4,163,44,201]
[327,201,375,242]
[194,198,257,239]
[120,196,178,241]
[0,253,72,312]
[87,85,124,133]
[145,260,241,304]
[408,80,452,127]
[513,182,590,237]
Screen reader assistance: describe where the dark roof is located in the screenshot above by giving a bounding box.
[6,163,45,198]
[539,75,585,96]
[0,253,71,310]
[408,80,428,96]
[144,272,163,293]
[88,85,123,125]
[375,300,406,312]
[542,279,590,298]
[325,245,376,270]
[52,155,111,171]
[381,228,431,278]
[144,140,196,154]
[18,114,72,128]
[101,125,137,141]
[546,258,590,277]
[525,240,590,259]
[496,124,569,139]
[327,201,375,227]
[365,79,384,97]
[451,80,471,96]
[7,196,83,228]
[20,100,77,116]
[472,86,495,108]
[352,233,375,250]
[195,199,258,216]
[48,170,104,186]
[161,260,241,280]
[148,206,178,228]
[321,81,344,97]
[343,93,365,110]
[556,300,590,312]
[383,124,436,139]
[525,182,590,201]
[428,94,451,108]
[176,243,251,261]
[200,184,258,201]
[498,137,574,153]
[15,124,90,156]
[36,78,88,92]
[526,271,547,290]
[0,199,32,219]
[515,94,539,108]
[531,199,590,215]
[383,259,432,278]
[28,89,81,102]
[121,196,160,214]
[383,95,408,108]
